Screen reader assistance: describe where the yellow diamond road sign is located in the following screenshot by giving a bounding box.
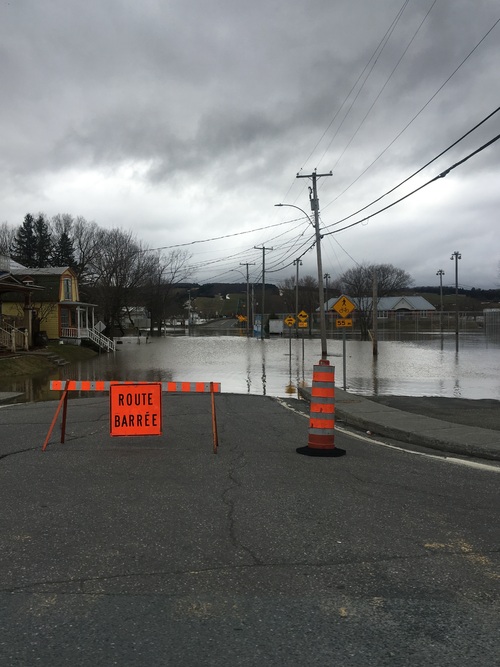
[284,316,296,327]
[297,310,308,322]
[332,295,356,317]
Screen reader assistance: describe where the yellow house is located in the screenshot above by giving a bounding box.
[4,266,114,351]
[1,257,43,351]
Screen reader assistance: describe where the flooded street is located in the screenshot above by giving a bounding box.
[5,330,500,403]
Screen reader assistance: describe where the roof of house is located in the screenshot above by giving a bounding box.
[326,295,435,311]
[0,271,43,295]
[375,296,436,311]
[11,267,73,276]
[2,268,73,302]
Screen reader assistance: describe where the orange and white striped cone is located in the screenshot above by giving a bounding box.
[297,361,346,457]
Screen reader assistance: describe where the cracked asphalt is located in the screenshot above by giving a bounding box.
[0,394,499,666]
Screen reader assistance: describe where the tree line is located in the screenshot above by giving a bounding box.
[0,214,192,335]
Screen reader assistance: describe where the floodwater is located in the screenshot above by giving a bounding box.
[3,330,500,403]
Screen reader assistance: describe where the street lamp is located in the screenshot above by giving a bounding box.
[436,269,445,312]
[450,251,461,344]
[275,202,328,361]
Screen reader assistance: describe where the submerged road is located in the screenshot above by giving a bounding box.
[0,394,498,666]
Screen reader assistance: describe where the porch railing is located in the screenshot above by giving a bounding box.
[0,323,29,352]
[86,327,116,352]
[61,326,115,352]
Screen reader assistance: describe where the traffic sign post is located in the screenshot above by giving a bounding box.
[332,296,356,391]
[284,315,296,358]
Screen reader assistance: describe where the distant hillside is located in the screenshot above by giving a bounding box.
[178,283,280,297]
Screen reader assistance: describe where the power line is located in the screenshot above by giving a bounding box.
[322,104,500,232]
[318,0,438,173]
[323,16,500,212]
[146,218,300,253]
[323,131,500,237]
[297,0,410,177]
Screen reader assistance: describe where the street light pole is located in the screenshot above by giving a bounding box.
[450,251,461,346]
[436,269,445,312]
[324,273,330,309]
[436,268,445,331]
[297,170,332,362]
[275,177,331,362]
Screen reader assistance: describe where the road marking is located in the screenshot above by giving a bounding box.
[275,397,500,474]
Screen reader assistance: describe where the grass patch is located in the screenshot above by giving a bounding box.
[0,355,53,377]
[46,343,97,363]
[0,344,98,378]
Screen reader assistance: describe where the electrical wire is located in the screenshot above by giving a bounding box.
[323,131,500,237]
[280,1,410,207]
[297,0,410,178]
[322,104,500,231]
[322,16,500,212]
[318,0,438,173]
[145,218,301,253]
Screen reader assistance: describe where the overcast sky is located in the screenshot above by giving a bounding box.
[1,0,499,289]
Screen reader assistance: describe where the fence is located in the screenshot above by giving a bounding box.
[291,310,492,340]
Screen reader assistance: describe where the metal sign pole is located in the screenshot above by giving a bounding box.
[343,328,347,390]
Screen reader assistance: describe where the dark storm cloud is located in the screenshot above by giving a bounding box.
[1,0,499,286]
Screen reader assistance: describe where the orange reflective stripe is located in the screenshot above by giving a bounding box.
[312,387,335,398]
[310,403,334,413]
[50,379,221,393]
[312,371,335,382]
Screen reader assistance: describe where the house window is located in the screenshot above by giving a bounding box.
[63,278,72,301]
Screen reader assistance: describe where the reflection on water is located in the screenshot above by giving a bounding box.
[1,330,500,403]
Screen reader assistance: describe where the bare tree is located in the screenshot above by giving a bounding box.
[71,217,101,284]
[86,228,158,334]
[0,222,16,257]
[141,249,193,335]
[277,276,296,313]
[339,263,413,339]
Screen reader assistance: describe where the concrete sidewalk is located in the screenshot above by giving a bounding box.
[299,387,500,461]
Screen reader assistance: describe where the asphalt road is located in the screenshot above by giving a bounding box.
[0,394,499,666]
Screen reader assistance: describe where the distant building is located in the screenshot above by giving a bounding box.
[325,295,436,316]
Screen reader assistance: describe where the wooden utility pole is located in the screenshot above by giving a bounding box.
[254,246,273,340]
[296,170,332,361]
[240,262,255,336]
[372,269,378,357]
[293,257,302,338]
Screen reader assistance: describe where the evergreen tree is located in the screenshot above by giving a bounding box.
[52,229,76,267]
[11,214,37,267]
[33,214,53,267]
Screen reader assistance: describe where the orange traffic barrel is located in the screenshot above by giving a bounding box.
[297,361,345,457]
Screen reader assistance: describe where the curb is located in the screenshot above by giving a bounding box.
[298,387,500,462]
